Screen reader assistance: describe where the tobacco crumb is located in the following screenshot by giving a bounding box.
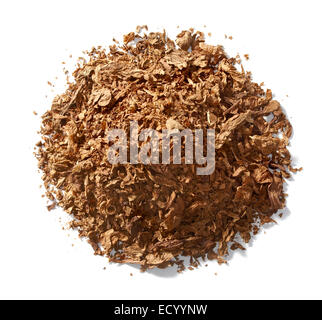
[244,54,249,60]
[208,32,212,37]
[47,203,56,211]
[33,111,38,116]
[35,27,300,272]
[130,273,133,276]
[136,25,148,33]
[228,36,233,40]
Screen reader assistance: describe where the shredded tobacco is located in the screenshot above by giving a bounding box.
[36,28,299,271]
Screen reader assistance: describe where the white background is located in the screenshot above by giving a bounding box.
[0,0,321,300]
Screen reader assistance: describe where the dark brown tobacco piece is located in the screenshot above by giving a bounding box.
[36,28,299,271]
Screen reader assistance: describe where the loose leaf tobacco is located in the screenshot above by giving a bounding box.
[36,27,299,271]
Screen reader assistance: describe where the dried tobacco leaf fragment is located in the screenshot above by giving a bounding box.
[36,27,299,272]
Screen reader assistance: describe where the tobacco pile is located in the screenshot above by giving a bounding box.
[36,27,299,271]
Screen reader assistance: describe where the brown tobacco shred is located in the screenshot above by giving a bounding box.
[36,28,299,271]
